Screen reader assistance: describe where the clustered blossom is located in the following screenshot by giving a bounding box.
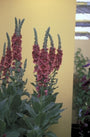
[54,49,63,70]
[11,33,22,68]
[37,48,50,86]
[32,44,40,64]
[0,32,22,80]
[32,42,63,96]
[49,47,56,72]
[3,47,12,78]
[0,33,22,80]
[0,56,5,77]
[0,47,12,80]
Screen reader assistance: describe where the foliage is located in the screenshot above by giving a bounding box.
[73,48,90,125]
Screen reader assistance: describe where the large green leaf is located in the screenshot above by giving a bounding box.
[35,112,46,127]
[10,95,21,110]
[0,98,7,111]
[27,126,43,137]
[27,130,36,137]
[25,103,36,118]
[6,131,20,137]
[43,102,55,113]
[46,131,57,137]
[0,98,8,119]
[31,98,41,113]
[23,115,34,129]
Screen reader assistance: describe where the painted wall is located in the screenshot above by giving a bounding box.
[75,40,90,59]
[0,0,76,136]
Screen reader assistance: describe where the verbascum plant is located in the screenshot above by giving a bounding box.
[0,18,29,137]
[0,18,64,137]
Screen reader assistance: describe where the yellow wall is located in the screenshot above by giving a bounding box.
[0,0,76,136]
[75,40,90,59]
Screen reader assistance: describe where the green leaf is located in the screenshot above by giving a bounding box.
[16,112,24,117]
[27,130,36,137]
[25,103,36,118]
[27,126,43,137]
[6,131,20,137]
[43,102,55,112]
[23,115,34,129]
[0,119,6,134]
[35,112,46,126]
[10,95,21,110]
[31,82,36,87]
[32,101,41,113]
[23,59,27,71]
[46,131,57,137]
[22,90,30,97]
[0,98,8,111]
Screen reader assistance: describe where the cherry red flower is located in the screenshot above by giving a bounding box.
[49,47,56,72]
[54,49,63,70]
[32,36,63,96]
[0,56,5,72]
[32,45,40,63]
[36,48,50,85]
[12,33,22,62]
[3,47,12,78]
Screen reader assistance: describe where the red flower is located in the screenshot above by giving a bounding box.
[32,45,40,63]
[2,134,6,137]
[3,47,12,78]
[49,47,56,72]
[32,33,63,96]
[0,56,5,72]
[11,33,22,68]
[12,33,22,45]
[54,49,63,70]
[36,48,50,84]
[36,86,40,92]
[44,90,48,96]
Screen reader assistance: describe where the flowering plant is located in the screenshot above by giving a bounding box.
[32,27,63,97]
[0,18,64,137]
[0,18,29,137]
[73,49,89,122]
[79,63,90,136]
[73,49,90,136]
[29,28,64,137]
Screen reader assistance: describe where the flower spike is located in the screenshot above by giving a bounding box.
[15,17,25,36]
[57,34,61,49]
[3,43,6,57]
[33,28,38,45]
[6,32,11,49]
[43,27,50,49]
[19,18,25,34]
[49,33,54,48]
[15,17,18,34]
